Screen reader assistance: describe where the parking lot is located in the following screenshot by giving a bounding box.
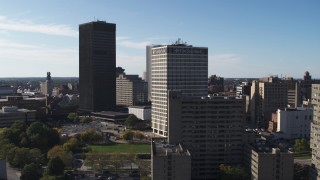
[60,119,157,143]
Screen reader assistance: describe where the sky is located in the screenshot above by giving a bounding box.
[0,0,319,78]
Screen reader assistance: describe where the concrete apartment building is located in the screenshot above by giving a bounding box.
[271,107,313,139]
[151,41,208,136]
[285,78,301,108]
[0,106,36,127]
[116,73,148,106]
[300,71,320,102]
[245,144,294,180]
[311,84,320,179]
[79,21,116,112]
[285,72,320,108]
[250,76,288,128]
[236,82,252,97]
[208,74,224,94]
[167,91,245,179]
[151,139,191,180]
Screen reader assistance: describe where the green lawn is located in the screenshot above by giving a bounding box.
[89,144,151,154]
[294,152,311,160]
[294,155,311,160]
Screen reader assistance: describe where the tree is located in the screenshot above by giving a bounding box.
[79,116,93,123]
[20,163,42,180]
[80,129,103,144]
[63,137,80,152]
[0,140,15,159]
[67,113,79,122]
[40,175,64,180]
[47,145,73,167]
[125,114,139,129]
[218,164,249,180]
[119,131,134,141]
[294,163,310,180]
[133,131,144,140]
[126,152,136,170]
[111,152,124,173]
[1,121,28,146]
[7,147,44,168]
[294,138,311,153]
[26,122,60,151]
[45,157,65,176]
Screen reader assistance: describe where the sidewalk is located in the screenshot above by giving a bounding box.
[6,163,20,180]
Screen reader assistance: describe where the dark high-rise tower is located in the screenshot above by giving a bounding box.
[79,21,116,112]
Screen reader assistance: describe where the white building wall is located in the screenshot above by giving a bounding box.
[128,107,151,120]
[277,107,313,139]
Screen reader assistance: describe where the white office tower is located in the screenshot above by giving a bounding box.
[151,40,208,136]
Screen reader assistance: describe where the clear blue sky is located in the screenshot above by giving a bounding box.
[0,0,319,78]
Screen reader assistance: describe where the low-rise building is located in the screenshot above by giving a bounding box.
[270,107,312,139]
[91,111,129,123]
[152,139,191,180]
[0,96,46,117]
[268,113,278,132]
[0,85,16,97]
[128,106,151,120]
[0,106,36,127]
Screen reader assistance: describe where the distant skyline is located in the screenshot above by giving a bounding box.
[0,0,319,78]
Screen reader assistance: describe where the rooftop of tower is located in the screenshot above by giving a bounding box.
[170,38,192,47]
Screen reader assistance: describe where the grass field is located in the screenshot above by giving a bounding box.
[294,155,311,160]
[89,144,151,154]
[294,152,311,160]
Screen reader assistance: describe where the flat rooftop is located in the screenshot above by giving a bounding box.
[152,141,190,157]
[128,106,151,109]
[92,111,128,116]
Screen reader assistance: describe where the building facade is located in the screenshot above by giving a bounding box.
[275,107,312,139]
[236,82,252,97]
[0,96,46,117]
[151,42,208,136]
[128,106,151,120]
[245,145,294,180]
[0,85,16,97]
[151,139,191,180]
[167,91,245,179]
[0,106,36,127]
[311,84,320,179]
[40,72,53,96]
[79,21,116,112]
[116,73,148,106]
[146,45,153,102]
[250,77,288,128]
[208,74,224,94]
